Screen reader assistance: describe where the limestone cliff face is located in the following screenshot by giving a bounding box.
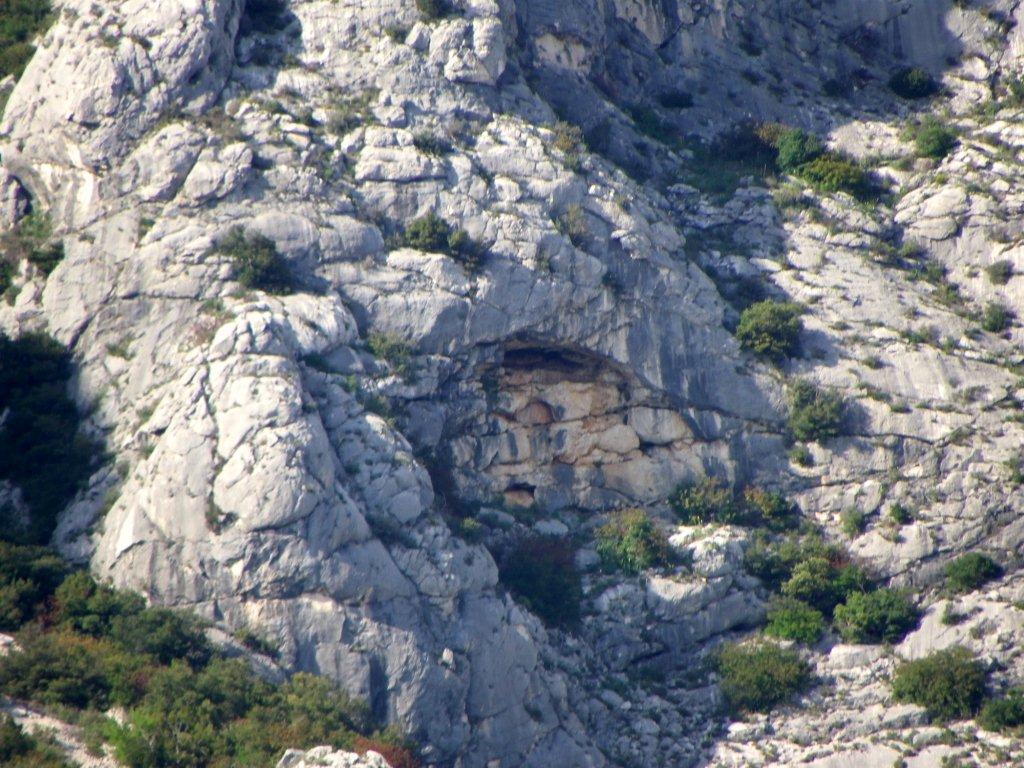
[4,0,1024,766]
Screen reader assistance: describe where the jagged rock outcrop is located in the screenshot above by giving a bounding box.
[5,0,1024,765]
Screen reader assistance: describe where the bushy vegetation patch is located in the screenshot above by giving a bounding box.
[787,380,846,443]
[401,212,484,271]
[0,542,419,768]
[764,597,825,644]
[775,129,824,173]
[795,153,874,199]
[0,0,54,80]
[498,536,582,628]
[889,67,939,99]
[415,0,450,22]
[670,480,797,530]
[595,509,671,575]
[0,712,72,768]
[986,259,1013,285]
[0,540,67,629]
[981,301,1013,333]
[978,688,1024,733]
[781,555,867,616]
[1,211,64,281]
[735,300,803,361]
[945,552,1002,593]
[713,640,811,714]
[832,588,918,644]
[891,647,987,721]
[213,227,293,294]
[907,117,957,159]
[0,332,98,544]
[239,0,290,35]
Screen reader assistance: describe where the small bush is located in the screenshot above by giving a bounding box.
[556,204,588,247]
[776,129,823,173]
[986,260,1013,285]
[888,503,913,526]
[412,131,452,156]
[742,487,797,530]
[595,509,671,575]
[840,508,865,538]
[401,213,484,271]
[0,712,73,768]
[0,0,54,80]
[658,90,693,109]
[787,380,846,443]
[832,588,919,643]
[736,300,803,360]
[782,556,867,615]
[2,211,64,278]
[978,688,1024,733]
[0,542,67,630]
[0,332,97,544]
[552,121,585,165]
[366,333,413,381]
[981,301,1012,333]
[889,67,939,99]
[764,597,825,644]
[214,227,292,294]
[498,536,582,628]
[909,117,957,159]
[670,478,737,525]
[796,153,873,199]
[945,553,1002,593]
[891,646,987,720]
[239,0,289,34]
[415,0,449,21]
[714,640,811,714]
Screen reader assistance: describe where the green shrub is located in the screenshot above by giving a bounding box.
[888,503,913,525]
[401,213,484,271]
[0,542,67,630]
[2,211,64,277]
[889,67,939,99]
[945,552,1002,593]
[743,531,836,592]
[891,646,987,720]
[742,487,797,530]
[415,0,449,21]
[978,688,1024,733]
[735,300,803,360]
[840,508,865,538]
[0,0,54,80]
[0,332,97,544]
[909,118,957,159]
[658,90,693,109]
[796,153,873,199]
[0,628,139,709]
[239,0,289,34]
[787,380,846,443]
[833,588,918,643]
[986,260,1013,285]
[714,640,811,714]
[213,226,292,294]
[775,129,823,172]
[412,131,452,156]
[781,556,866,615]
[981,301,1012,333]
[556,203,588,247]
[764,598,825,644]
[366,333,413,381]
[670,478,737,525]
[0,712,73,768]
[595,509,671,575]
[498,536,582,628]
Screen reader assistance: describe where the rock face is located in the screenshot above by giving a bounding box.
[6,0,1024,765]
[277,747,392,768]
